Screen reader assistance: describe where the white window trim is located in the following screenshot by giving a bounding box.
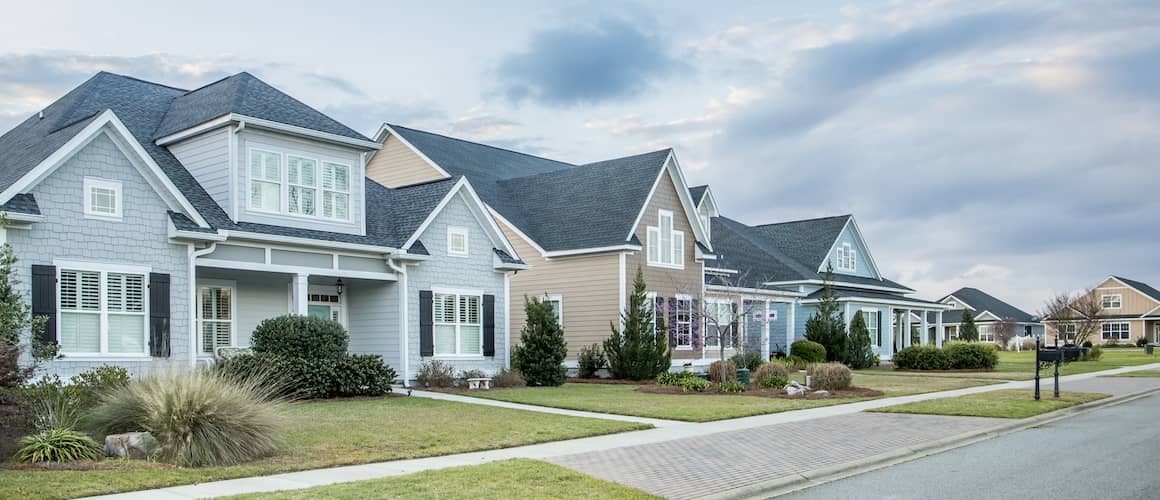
[447,226,469,257]
[704,299,736,349]
[979,324,995,343]
[646,209,685,270]
[431,287,484,358]
[198,279,237,357]
[246,146,352,222]
[55,260,151,357]
[836,242,856,272]
[645,291,659,334]
[1101,322,1131,341]
[862,307,881,347]
[673,294,693,350]
[319,160,353,221]
[541,294,563,327]
[1101,294,1122,310]
[286,154,318,217]
[83,177,123,221]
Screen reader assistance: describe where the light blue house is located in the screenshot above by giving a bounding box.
[695,186,948,361]
[0,72,526,384]
[926,287,1045,347]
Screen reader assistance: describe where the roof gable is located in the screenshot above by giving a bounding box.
[820,217,880,279]
[939,287,1035,322]
[749,215,851,272]
[1109,276,1160,305]
[402,177,518,258]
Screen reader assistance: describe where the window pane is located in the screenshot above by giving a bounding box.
[107,273,143,313]
[647,227,659,263]
[289,186,316,215]
[79,271,100,310]
[673,232,684,264]
[91,187,117,214]
[60,312,99,352]
[460,295,480,324]
[108,314,145,354]
[434,294,456,323]
[460,325,481,354]
[434,325,456,354]
[202,322,232,354]
[251,181,280,211]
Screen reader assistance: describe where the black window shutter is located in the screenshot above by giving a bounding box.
[482,294,495,357]
[730,302,739,347]
[148,273,171,357]
[30,265,56,346]
[419,290,434,357]
[667,297,677,347]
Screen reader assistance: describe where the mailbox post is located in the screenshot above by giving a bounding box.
[1035,336,1082,400]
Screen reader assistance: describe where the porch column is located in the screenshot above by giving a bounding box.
[786,302,796,354]
[935,310,944,347]
[762,300,771,357]
[903,309,912,347]
[885,307,895,357]
[293,273,309,316]
[920,309,929,345]
[844,302,852,331]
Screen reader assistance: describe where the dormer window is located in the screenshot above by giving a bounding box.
[249,148,350,221]
[836,242,856,272]
[83,177,122,221]
[647,209,684,269]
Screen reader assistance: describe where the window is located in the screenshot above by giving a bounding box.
[542,294,563,327]
[1059,323,1077,342]
[705,301,735,349]
[433,292,482,356]
[836,242,856,272]
[248,148,351,221]
[979,325,995,343]
[321,161,350,220]
[647,209,684,269]
[447,226,469,257]
[863,309,881,346]
[59,265,147,355]
[699,213,711,241]
[83,177,122,220]
[287,156,317,216]
[674,297,692,348]
[1101,322,1130,341]
[645,292,661,334]
[249,149,282,212]
[199,285,234,355]
[1101,294,1122,309]
[308,294,343,325]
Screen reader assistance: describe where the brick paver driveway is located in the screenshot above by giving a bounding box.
[548,412,1004,500]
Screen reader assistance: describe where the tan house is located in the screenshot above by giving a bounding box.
[1046,276,1160,345]
[366,125,714,365]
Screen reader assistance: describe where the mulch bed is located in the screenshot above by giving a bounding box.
[635,384,883,399]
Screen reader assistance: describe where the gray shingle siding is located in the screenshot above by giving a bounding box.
[9,134,190,378]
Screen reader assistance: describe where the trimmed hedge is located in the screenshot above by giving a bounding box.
[893,345,950,370]
[251,315,349,360]
[894,342,998,370]
[790,340,826,363]
[217,353,396,399]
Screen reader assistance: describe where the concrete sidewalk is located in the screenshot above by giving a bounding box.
[86,362,1160,499]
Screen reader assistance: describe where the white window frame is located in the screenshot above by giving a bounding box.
[246,147,352,222]
[646,209,685,269]
[248,148,283,214]
[542,294,563,327]
[286,154,318,216]
[704,299,735,349]
[674,295,693,350]
[432,288,484,358]
[1059,323,1077,342]
[55,260,150,358]
[1101,294,1122,309]
[979,324,995,343]
[836,242,856,272]
[447,226,469,257]
[862,308,881,347]
[308,292,345,328]
[83,177,123,221]
[645,291,660,334]
[320,161,352,221]
[1101,322,1130,341]
[198,279,237,356]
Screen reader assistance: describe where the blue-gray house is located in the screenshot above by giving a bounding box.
[0,72,525,383]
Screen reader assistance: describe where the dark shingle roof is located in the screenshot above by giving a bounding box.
[1113,276,1160,304]
[806,288,944,306]
[827,274,913,292]
[749,215,851,271]
[390,124,672,252]
[937,288,1036,322]
[494,248,525,265]
[688,185,708,206]
[1,194,40,215]
[155,72,369,142]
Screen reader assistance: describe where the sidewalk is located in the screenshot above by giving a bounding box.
[86,362,1160,499]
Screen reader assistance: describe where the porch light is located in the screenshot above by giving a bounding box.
[336,279,344,296]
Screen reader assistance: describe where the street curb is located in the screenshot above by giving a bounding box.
[700,385,1160,500]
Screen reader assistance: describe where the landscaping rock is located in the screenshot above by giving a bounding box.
[104,432,157,459]
[813,390,831,398]
[784,380,811,397]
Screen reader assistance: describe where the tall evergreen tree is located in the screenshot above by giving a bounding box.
[511,296,568,386]
[605,266,671,380]
[844,311,876,369]
[959,309,979,342]
[804,264,848,363]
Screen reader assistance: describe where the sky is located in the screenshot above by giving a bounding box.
[1,0,1157,312]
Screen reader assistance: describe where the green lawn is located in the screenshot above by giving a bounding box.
[1106,370,1160,378]
[227,459,659,500]
[994,349,1158,375]
[463,374,998,422]
[0,397,648,500]
[869,389,1109,419]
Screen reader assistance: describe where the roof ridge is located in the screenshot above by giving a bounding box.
[390,124,575,168]
[389,175,460,190]
[715,216,816,277]
[752,213,852,228]
[579,147,672,167]
[177,72,241,97]
[96,71,189,93]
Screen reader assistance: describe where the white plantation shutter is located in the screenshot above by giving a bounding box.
[321,162,350,220]
[59,270,100,353]
[459,295,481,354]
[287,156,317,215]
[433,293,457,354]
[106,273,145,354]
[250,150,281,211]
[200,287,233,354]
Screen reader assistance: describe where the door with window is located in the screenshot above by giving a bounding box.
[199,283,234,356]
[308,293,343,325]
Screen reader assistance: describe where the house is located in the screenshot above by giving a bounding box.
[366,125,715,367]
[703,196,949,362]
[0,72,525,383]
[1045,276,1160,346]
[926,288,1044,346]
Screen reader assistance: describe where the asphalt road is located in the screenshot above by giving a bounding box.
[780,391,1160,500]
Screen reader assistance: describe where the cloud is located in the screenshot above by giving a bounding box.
[495,18,687,106]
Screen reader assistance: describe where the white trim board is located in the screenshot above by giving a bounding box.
[401,177,519,259]
[815,216,882,279]
[157,113,381,151]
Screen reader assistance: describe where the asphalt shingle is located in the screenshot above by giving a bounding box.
[938,287,1036,323]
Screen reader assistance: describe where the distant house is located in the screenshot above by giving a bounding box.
[927,288,1044,346]
[1045,276,1160,346]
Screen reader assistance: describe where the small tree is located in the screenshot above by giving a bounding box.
[1040,289,1102,346]
[0,215,51,387]
[993,317,1019,349]
[959,310,979,342]
[512,296,567,386]
[605,267,670,380]
[804,264,848,363]
[845,311,876,369]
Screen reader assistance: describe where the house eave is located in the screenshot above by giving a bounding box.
[156,113,381,151]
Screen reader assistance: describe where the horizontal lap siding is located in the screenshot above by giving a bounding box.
[1094,278,1160,316]
[365,135,447,187]
[347,281,400,366]
[169,128,230,216]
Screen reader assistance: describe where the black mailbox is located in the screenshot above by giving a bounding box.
[1037,346,1082,363]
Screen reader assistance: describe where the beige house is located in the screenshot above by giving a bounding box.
[1046,276,1160,345]
[366,125,713,365]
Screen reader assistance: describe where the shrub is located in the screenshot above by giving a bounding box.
[729,351,765,372]
[1,341,34,388]
[13,428,102,463]
[708,360,737,383]
[1105,337,1119,347]
[513,297,568,386]
[1020,338,1038,351]
[1082,340,1093,348]
[251,315,348,360]
[808,362,852,391]
[718,380,745,393]
[790,340,826,364]
[752,362,790,383]
[944,341,999,370]
[217,353,395,398]
[758,375,789,389]
[88,368,285,467]
[492,368,526,388]
[804,269,849,363]
[657,371,701,386]
[21,376,80,432]
[415,360,456,388]
[70,365,131,409]
[1137,337,1149,348]
[959,310,979,342]
[604,267,670,380]
[1082,345,1103,362]
[844,312,877,369]
[893,345,950,370]
[577,343,606,379]
[678,377,711,392]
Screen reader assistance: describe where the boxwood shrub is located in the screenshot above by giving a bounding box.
[790,340,827,364]
[893,345,950,370]
[943,341,999,369]
[251,315,348,360]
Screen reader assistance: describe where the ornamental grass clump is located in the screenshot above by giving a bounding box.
[708,360,737,383]
[88,367,286,467]
[808,362,852,391]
